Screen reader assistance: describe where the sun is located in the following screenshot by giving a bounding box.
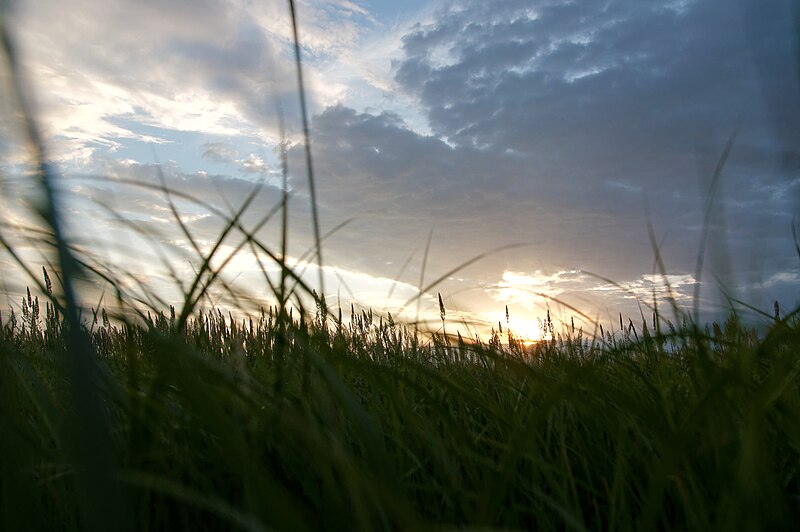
[504,314,543,345]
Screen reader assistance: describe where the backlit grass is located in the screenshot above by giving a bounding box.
[1,279,799,530]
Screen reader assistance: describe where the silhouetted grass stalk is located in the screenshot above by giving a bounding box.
[288,0,325,307]
[0,3,124,530]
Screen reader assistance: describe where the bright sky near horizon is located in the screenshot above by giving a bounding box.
[0,0,798,340]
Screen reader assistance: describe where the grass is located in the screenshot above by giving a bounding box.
[2,2,800,530]
[1,276,800,531]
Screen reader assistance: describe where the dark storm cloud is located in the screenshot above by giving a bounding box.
[394,0,798,177]
[291,0,799,318]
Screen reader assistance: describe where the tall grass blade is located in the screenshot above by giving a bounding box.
[0,5,125,529]
[692,126,738,323]
[415,227,435,327]
[287,0,325,302]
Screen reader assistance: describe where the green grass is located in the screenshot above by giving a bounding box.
[1,281,799,531]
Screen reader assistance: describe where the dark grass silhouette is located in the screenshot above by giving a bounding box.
[2,281,800,530]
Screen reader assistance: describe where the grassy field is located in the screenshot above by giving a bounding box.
[1,278,799,531]
[2,3,800,530]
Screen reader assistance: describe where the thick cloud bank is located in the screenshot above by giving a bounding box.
[291,0,800,318]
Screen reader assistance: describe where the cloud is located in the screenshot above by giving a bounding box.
[397,0,796,193]
[763,271,800,288]
[239,154,271,175]
[2,0,384,165]
[490,270,587,307]
[288,0,797,313]
[2,0,797,325]
[202,142,240,164]
[591,273,698,303]
[201,142,274,177]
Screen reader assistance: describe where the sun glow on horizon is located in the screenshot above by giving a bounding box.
[478,309,544,345]
[509,315,547,344]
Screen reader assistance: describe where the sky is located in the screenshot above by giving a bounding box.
[0,0,798,340]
